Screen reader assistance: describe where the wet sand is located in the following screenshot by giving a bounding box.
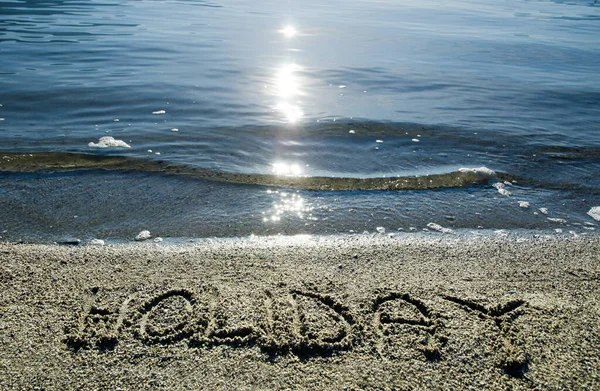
[0,234,598,390]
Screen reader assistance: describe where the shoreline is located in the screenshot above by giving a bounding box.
[1,235,599,390]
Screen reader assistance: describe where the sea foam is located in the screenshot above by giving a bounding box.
[458,167,497,178]
[88,136,131,148]
[588,206,600,221]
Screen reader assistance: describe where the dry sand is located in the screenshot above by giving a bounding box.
[0,234,598,390]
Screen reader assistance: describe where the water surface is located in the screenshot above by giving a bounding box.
[1,0,599,241]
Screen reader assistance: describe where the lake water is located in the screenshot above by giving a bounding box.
[1,0,599,242]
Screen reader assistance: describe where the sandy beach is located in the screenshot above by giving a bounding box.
[0,234,598,390]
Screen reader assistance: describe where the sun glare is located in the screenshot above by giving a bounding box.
[280,25,298,38]
[271,161,304,176]
[275,103,303,123]
[275,63,301,97]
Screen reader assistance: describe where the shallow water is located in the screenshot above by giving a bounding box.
[1,0,599,241]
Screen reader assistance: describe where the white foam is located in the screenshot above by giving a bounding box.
[88,136,130,148]
[547,218,566,224]
[171,128,179,132]
[588,206,600,221]
[412,138,420,142]
[152,110,166,115]
[135,230,151,241]
[427,222,455,234]
[376,139,383,143]
[493,182,512,196]
[518,201,530,209]
[88,239,105,246]
[539,208,549,215]
[349,130,355,134]
[376,227,386,234]
[458,167,497,178]
[153,237,163,243]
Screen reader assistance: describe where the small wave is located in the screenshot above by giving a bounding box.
[0,152,507,191]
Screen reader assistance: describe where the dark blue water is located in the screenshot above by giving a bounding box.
[1,0,599,242]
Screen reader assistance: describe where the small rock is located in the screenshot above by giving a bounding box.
[518,201,530,209]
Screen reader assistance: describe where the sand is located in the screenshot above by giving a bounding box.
[0,234,598,390]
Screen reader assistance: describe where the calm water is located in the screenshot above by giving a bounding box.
[1,0,599,242]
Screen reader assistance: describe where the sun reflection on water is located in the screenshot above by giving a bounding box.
[272,161,304,176]
[272,62,304,123]
[262,190,314,223]
[275,63,301,98]
[269,24,304,124]
[279,25,298,38]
